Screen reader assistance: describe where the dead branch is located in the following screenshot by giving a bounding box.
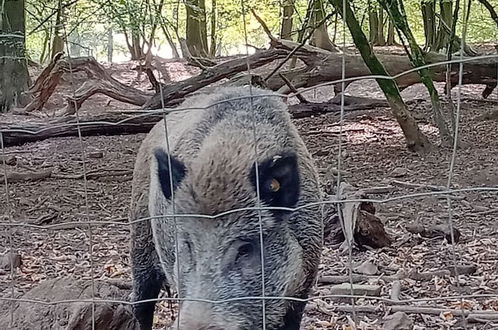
[23,55,153,114]
[251,9,278,42]
[1,112,163,147]
[0,168,132,183]
[279,73,309,103]
[0,169,53,182]
[52,169,133,180]
[288,94,389,118]
[142,48,292,109]
[316,301,498,323]
[0,278,139,330]
[389,179,447,191]
[405,222,461,243]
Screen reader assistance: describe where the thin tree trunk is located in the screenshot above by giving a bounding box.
[379,0,452,145]
[40,29,50,64]
[107,26,114,63]
[328,0,431,152]
[280,0,294,40]
[0,0,30,112]
[163,26,180,58]
[289,0,314,68]
[421,0,437,50]
[130,29,144,60]
[309,0,336,51]
[434,0,453,51]
[387,18,395,45]
[332,12,339,43]
[210,0,217,56]
[368,0,379,44]
[377,8,386,46]
[185,0,208,57]
[50,0,64,59]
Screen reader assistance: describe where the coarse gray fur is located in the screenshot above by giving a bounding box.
[129,86,324,330]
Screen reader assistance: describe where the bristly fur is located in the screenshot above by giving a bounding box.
[129,87,324,330]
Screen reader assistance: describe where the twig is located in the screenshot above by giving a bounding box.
[319,268,457,285]
[279,73,309,103]
[360,186,397,194]
[250,9,277,42]
[315,301,498,323]
[319,274,401,284]
[52,169,133,180]
[389,179,447,191]
[0,168,133,182]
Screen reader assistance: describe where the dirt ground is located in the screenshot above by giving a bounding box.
[1,51,498,329]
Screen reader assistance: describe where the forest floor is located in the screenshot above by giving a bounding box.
[1,47,498,329]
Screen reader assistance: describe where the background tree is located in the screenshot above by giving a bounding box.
[308,0,336,51]
[0,0,30,112]
[185,0,209,57]
[280,0,295,40]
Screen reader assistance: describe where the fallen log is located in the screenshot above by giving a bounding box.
[266,39,498,97]
[142,47,292,109]
[289,94,389,118]
[0,278,139,330]
[1,94,391,147]
[1,112,163,147]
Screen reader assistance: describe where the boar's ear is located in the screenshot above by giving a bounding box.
[250,152,300,213]
[154,148,186,200]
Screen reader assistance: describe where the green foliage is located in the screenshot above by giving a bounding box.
[23,0,498,62]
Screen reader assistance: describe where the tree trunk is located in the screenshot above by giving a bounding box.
[380,0,451,145]
[328,0,431,152]
[209,0,217,56]
[107,26,114,63]
[280,0,294,40]
[69,28,81,57]
[377,8,386,46]
[130,29,144,60]
[434,0,453,51]
[421,0,437,50]
[165,28,180,59]
[158,17,180,59]
[309,0,336,51]
[368,2,379,44]
[50,0,65,59]
[0,0,30,112]
[185,0,209,57]
[386,18,395,45]
[39,29,50,64]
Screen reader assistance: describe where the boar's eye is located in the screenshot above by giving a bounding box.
[269,178,280,192]
[235,240,257,264]
[237,242,254,258]
[249,152,300,215]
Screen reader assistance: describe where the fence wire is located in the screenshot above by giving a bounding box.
[1,0,498,329]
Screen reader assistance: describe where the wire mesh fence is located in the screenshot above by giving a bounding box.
[1,0,498,329]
